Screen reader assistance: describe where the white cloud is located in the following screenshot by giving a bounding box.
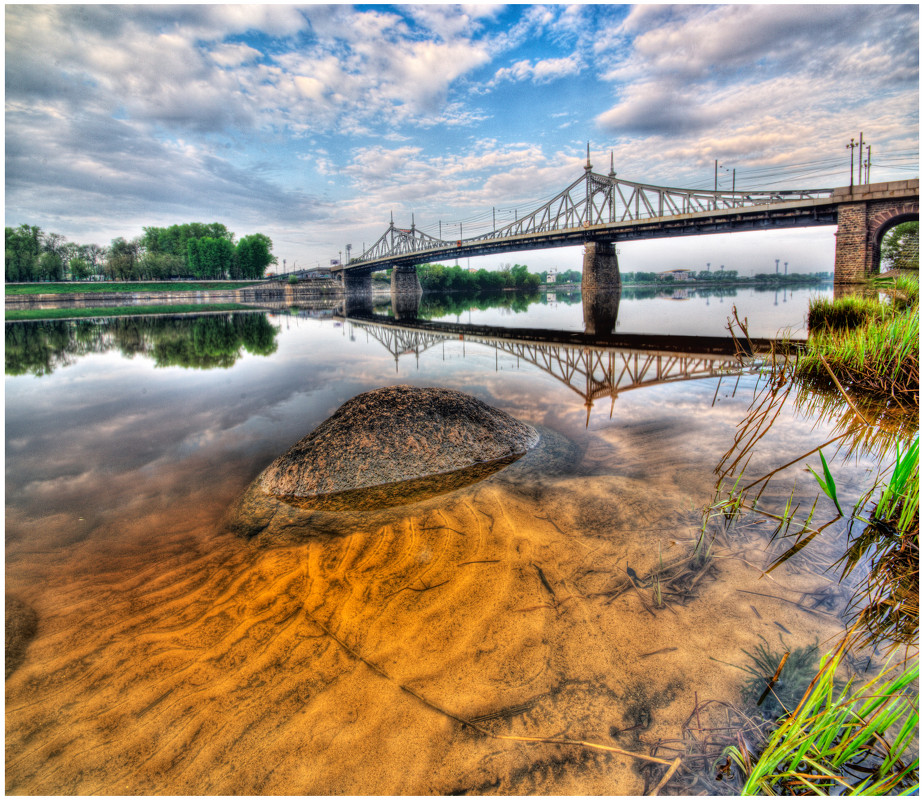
[492,55,581,86]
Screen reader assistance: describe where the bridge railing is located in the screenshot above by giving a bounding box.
[348,169,833,268]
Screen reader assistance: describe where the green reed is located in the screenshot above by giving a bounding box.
[726,645,919,795]
[797,278,919,403]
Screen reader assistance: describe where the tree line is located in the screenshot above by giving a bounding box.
[5,222,277,283]
[413,262,542,292]
[6,313,279,376]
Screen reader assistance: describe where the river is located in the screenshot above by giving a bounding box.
[4,283,894,794]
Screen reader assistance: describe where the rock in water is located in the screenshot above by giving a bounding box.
[227,385,540,539]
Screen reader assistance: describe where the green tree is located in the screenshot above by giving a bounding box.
[36,251,64,281]
[194,237,235,278]
[144,223,233,272]
[881,221,919,270]
[5,224,42,282]
[104,237,142,280]
[233,233,276,279]
[68,257,93,281]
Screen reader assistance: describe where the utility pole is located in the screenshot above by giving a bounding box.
[846,137,857,191]
[865,144,872,184]
[857,132,864,186]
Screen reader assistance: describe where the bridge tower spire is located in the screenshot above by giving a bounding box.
[609,151,616,178]
[585,141,592,173]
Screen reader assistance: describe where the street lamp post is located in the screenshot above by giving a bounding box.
[846,138,857,191]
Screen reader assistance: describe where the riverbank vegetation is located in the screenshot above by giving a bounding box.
[6,312,279,375]
[6,281,261,296]
[798,274,919,403]
[643,270,919,794]
[415,262,542,292]
[5,303,254,322]
[5,222,277,283]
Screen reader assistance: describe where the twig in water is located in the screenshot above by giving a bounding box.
[736,589,836,619]
[305,610,674,766]
[818,353,873,426]
[532,562,556,598]
[384,578,450,599]
[621,567,657,617]
[757,650,790,706]
[640,647,678,659]
[648,756,682,796]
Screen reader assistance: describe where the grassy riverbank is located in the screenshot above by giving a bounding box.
[6,303,253,321]
[6,281,262,295]
[798,275,919,402]
[647,273,920,795]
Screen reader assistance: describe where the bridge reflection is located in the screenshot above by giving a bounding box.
[333,295,769,424]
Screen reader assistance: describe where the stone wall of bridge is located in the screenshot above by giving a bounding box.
[581,242,621,291]
[833,180,919,283]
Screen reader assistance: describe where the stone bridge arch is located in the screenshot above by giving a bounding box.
[869,203,918,274]
[833,180,919,283]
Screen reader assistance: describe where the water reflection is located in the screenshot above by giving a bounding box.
[338,312,752,424]
[5,312,279,376]
[9,286,884,796]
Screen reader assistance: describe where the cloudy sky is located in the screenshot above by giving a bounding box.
[5,4,919,274]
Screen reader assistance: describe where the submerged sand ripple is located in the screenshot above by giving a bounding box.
[5,459,849,795]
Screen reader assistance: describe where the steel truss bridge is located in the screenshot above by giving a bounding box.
[336,313,762,422]
[337,154,837,276]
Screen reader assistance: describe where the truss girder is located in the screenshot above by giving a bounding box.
[350,169,832,268]
[350,320,741,403]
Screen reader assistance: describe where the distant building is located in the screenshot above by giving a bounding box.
[546,268,558,284]
[658,268,695,281]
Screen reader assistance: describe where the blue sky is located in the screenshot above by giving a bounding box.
[5,4,919,274]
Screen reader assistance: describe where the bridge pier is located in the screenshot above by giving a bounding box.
[391,291,420,321]
[343,271,373,316]
[581,242,621,291]
[833,181,919,283]
[391,265,422,296]
[582,285,621,336]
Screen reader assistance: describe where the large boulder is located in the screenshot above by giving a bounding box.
[227,385,541,539]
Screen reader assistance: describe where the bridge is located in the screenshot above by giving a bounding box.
[332,150,918,292]
[334,311,761,425]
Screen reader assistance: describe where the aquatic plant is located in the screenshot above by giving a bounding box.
[725,645,919,795]
[736,640,835,721]
[796,310,919,403]
[837,437,919,649]
[798,275,919,403]
[806,295,880,331]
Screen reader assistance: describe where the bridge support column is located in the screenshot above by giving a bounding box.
[581,242,621,291]
[582,285,621,336]
[391,291,420,321]
[391,265,422,296]
[834,203,871,284]
[343,271,373,316]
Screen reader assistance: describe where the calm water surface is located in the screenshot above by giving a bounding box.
[6,285,885,794]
